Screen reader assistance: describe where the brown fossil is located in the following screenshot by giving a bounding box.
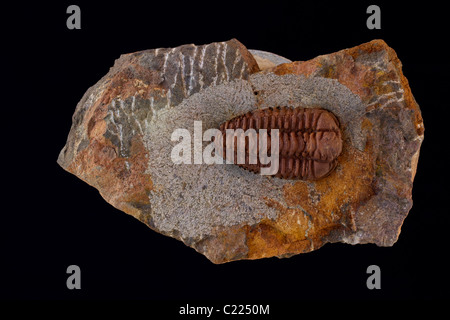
[218,107,343,180]
[57,39,424,263]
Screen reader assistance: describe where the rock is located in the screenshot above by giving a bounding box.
[58,39,424,263]
[248,49,292,70]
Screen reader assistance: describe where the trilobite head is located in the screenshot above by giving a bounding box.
[217,106,343,180]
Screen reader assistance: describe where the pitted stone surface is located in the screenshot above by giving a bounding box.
[58,39,423,263]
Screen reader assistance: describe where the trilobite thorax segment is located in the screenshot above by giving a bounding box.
[217,107,343,180]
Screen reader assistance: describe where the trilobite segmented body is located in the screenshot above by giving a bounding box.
[218,107,343,180]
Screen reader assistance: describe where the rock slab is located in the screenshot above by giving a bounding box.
[58,39,424,263]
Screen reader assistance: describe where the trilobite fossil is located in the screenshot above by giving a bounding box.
[217,106,343,180]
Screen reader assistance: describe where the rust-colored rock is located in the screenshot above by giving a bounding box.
[58,39,424,263]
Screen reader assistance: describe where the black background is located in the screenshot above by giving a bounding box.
[3,0,449,304]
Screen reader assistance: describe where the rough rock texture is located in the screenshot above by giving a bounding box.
[248,49,292,70]
[58,39,424,263]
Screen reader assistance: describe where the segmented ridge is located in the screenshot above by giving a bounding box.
[218,107,342,180]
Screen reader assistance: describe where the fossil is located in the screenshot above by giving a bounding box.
[218,106,343,180]
[57,39,424,263]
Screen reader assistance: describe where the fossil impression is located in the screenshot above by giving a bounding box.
[58,39,424,263]
[217,107,343,180]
